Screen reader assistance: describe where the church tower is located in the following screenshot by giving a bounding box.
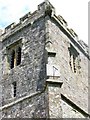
[0,0,89,118]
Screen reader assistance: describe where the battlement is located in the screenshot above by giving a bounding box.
[0,0,89,57]
[57,15,68,27]
[0,0,55,37]
[5,22,16,32]
[67,28,78,39]
[20,12,31,23]
[0,1,89,118]
[0,1,82,40]
[78,40,89,54]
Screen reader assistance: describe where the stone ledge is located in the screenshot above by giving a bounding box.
[61,94,90,118]
[46,79,63,86]
[0,91,41,111]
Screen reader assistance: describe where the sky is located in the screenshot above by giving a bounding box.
[0,0,89,44]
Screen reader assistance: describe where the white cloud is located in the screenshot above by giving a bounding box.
[0,0,89,44]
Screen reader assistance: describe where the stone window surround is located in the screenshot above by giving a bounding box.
[68,44,80,73]
[6,39,22,69]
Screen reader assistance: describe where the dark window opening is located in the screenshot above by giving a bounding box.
[10,50,15,69]
[12,82,17,97]
[48,52,56,57]
[69,52,72,70]
[73,56,76,73]
[69,54,76,73]
[16,47,21,66]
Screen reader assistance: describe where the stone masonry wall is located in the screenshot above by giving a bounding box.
[2,91,48,118]
[45,16,88,117]
[0,0,89,118]
[47,82,62,118]
[1,16,48,118]
[61,99,85,118]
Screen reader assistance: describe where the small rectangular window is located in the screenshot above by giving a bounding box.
[12,82,17,97]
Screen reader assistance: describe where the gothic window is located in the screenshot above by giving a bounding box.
[7,39,22,69]
[12,82,17,97]
[9,46,21,69]
[68,44,80,73]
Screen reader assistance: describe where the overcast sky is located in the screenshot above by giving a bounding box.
[0,0,89,44]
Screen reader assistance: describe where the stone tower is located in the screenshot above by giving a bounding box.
[0,0,90,118]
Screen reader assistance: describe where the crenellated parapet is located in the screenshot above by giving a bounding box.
[78,40,89,54]
[0,1,79,41]
[20,12,31,23]
[0,0,89,57]
[67,28,78,40]
[0,1,89,118]
[5,22,16,33]
[0,0,55,38]
[57,15,68,27]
